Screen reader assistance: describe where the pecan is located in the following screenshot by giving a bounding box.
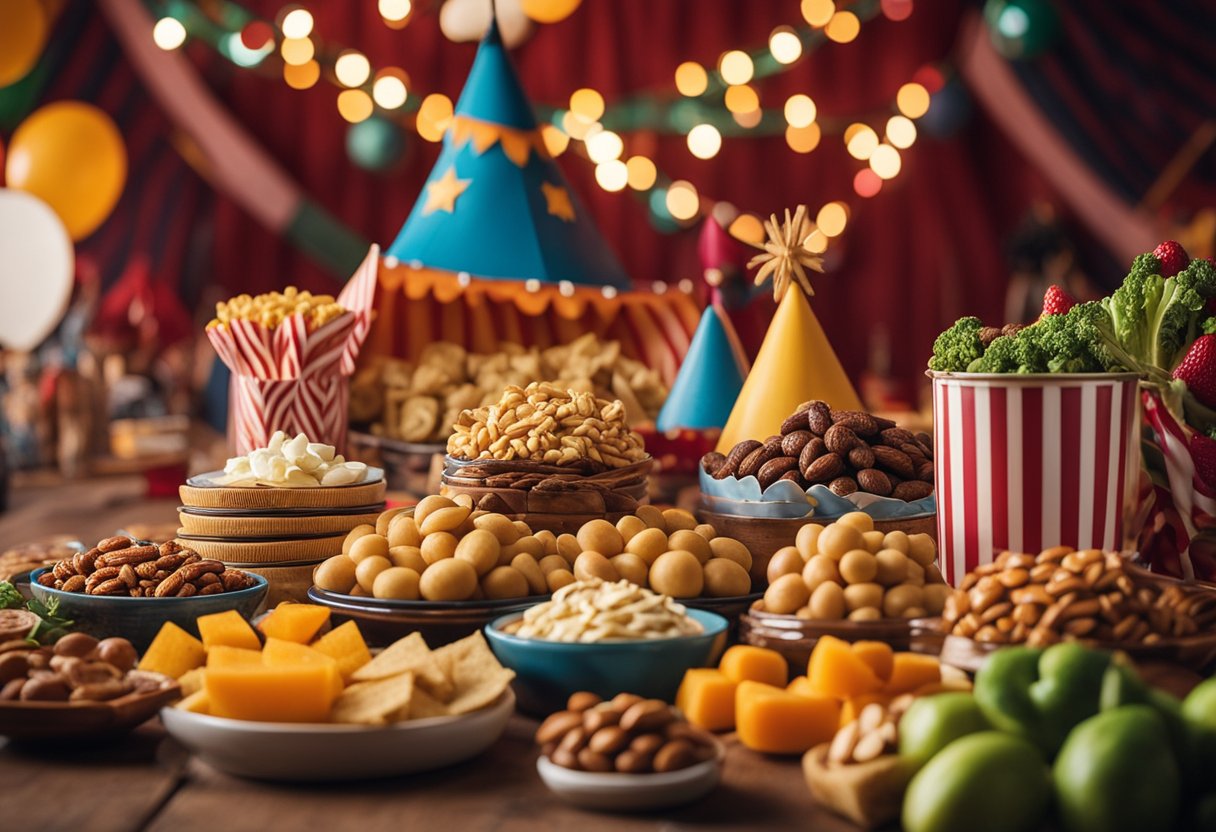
[823,424,860,454]
[880,427,916,446]
[35,572,57,587]
[180,560,225,582]
[780,410,809,434]
[700,452,726,476]
[181,553,201,565]
[91,578,128,596]
[199,583,225,596]
[857,468,893,496]
[221,570,254,591]
[778,430,811,458]
[61,575,86,593]
[758,456,799,489]
[830,410,879,437]
[872,445,915,479]
[197,572,221,587]
[737,438,783,479]
[802,452,845,484]
[52,561,75,581]
[155,554,187,571]
[798,437,828,473]
[893,480,934,501]
[176,582,198,598]
[118,564,138,588]
[73,550,100,576]
[96,545,158,568]
[135,561,159,579]
[84,567,121,592]
[97,536,133,553]
[154,571,185,598]
[829,476,858,496]
[158,540,184,556]
[806,401,832,435]
[847,445,875,470]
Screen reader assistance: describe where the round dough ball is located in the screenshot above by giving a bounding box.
[708,537,753,572]
[452,493,475,509]
[694,523,717,540]
[649,550,704,598]
[376,507,409,537]
[355,555,392,592]
[702,559,751,597]
[455,529,500,576]
[874,549,910,586]
[387,515,422,549]
[905,560,926,586]
[795,523,825,559]
[923,583,953,615]
[881,530,910,554]
[481,566,529,600]
[473,513,520,546]
[662,508,698,532]
[314,555,357,593]
[668,529,712,565]
[616,515,647,544]
[611,553,650,587]
[767,546,805,583]
[511,554,548,596]
[635,505,666,531]
[849,606,882,622]
[902,606,928,620]
[349,585,369,598]
[839,549,879,584]
[882,584,925,618]
[534,529,558,555]
[802,554,841,592]
[538,554,569,575]
[420,532,458,565]
[546,568,576,593]
[836,511,875,534]
[577,519,624,558]
[556,534,582,564]
[348,533,390,564]
[413,495,456,527]
[817,523,865,560]
[513,520,533,536]
[419,505,472,536]
[862,530,886,554]
[505,535,546,560]
[574,551,619,583]
[925,562,946,585]
[907,533,938,567]
[419,558,479,601]
[342,525,376,555]
[388,546,428,573]
[624,527,669,565]
[807,581,846,620]
[843,582,884,612]
[763,573,810,615]
[372,567,421,600]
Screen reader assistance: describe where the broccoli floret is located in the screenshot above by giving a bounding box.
[928,316,986,372]
[1100,253,1159,362]
[967,334,1019,373]
[1203,317,1216,336]
[1150,257,1216,370]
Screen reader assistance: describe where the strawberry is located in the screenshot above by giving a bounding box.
[1190,432,1216,492]
[1173,334,1216,408]
[1040,284,1077,317]
[1152,240,1190,277]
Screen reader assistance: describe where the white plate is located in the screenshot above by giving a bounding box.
[536,740,724,811]
[161,689,513,782]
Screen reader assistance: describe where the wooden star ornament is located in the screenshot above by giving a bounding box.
[422,167,472,215]
[744,205,824,301]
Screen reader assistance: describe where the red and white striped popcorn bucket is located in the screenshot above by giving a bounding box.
[229,374,351,456]
[930,372,1141,586]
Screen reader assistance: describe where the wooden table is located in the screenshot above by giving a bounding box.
[0,475,859,832]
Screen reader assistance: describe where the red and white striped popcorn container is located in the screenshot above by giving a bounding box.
[930,372,1141,586]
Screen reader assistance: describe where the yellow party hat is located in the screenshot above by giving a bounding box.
[715,207,862,453]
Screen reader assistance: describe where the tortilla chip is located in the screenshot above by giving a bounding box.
[351,632,453,700]
[404,685,451,720]
[431,631,515,715]
[331,672,415,725]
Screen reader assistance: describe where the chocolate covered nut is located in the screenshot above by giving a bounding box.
[880,427,916,446]
[653,739,696,772]
[847,445,875,470]
[893,480,934,501]
[97,536,132,553]
[802,452,845,484]
[824,424,860,454]
[829,476,859,496]
[577,748,614,772]
[614,749,653,773]
[551,747,581,770]
[806,401,832,435]
[779,470,803,485]
[781,430,814,458]
[857,468,893,496]
[798,437,827,472]
[630,733,666,756]
[872,445,915,479]
[700,452,727,476]
[61,575,86,593]
[758,456,799,489]
[737,438,783,479]
[830,410,879,436]
[780,409,810,434]
[620,699,674,733]
[588,725,630,754]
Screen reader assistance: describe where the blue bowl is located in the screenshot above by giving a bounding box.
[29,568,269,650]
[485,608,729,716]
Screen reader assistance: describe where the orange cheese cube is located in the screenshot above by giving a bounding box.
[206,646,264,668]
[197,609,261,651]
[882,653,941,695]
[178,667,207,697]
[261,638,343,696]
[205,664,337,722]
[176,688,210,714]
[718,645,788,687]
[138,622,206,679]
[310,621,371,681]
[736,680,841,755]
[806,635,882,699]
[851,641,894,682]
[257,603,330,644]
[786,676,817,698]
[839,693,894,727]
[676,668,738,731]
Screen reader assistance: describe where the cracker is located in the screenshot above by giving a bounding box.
[431,632,515,715]
[404,686,451,720]
[351,632,454,700]
[331,672,415,725]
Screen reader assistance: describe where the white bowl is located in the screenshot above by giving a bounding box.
[535,739,724,811]
[161,689,513,782]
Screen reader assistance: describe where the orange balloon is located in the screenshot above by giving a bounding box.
[6,101,127,241]
[519,0,582,24]
[0,0,47,87]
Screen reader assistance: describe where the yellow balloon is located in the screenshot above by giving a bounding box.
[0,0,46,87]
[520,0,582,24]
[6,102,127,241]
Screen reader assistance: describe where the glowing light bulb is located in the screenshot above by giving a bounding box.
[853,168,883,198]
[816,202,848,237]
[785,124,821,153]
[153,17,187,50]
[569,88,604,121]
[825,11,860,43]
[372,74,408,109]
[417,93,453,142]
[687,124,722,160]
[869,143,902,179]
[885,115,917,148]
[801,0,835,27]
[666,180,700,220]
[335,51,371,87]
[626,156,657,190]
[719,50,754,85]
[284,60,320,89]
[379,0,412,21]
[784,94,817,128]
[595,160,628,192]
[541,124,569,157]
[281,8,314,39]
[586,130,623,163]
[846,125,879,160]
[675,62,708,97]
[337,89,374,123]
[805,229,829,253]
[724,84,759,114]
[769,27,803,64]
[280,37,314,66]
[897,82,931,118]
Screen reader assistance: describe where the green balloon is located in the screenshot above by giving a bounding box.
[983,0,1060,59]
[345,116,406,172]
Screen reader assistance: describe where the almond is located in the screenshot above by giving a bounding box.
[830,409,879,436]
[806,401,832,435]
[872,445,915,479]
[829,476,858,496]
[780,410,809,434]
[847,444,875,469]
[738,438,783,478]
[798,436,827,472]
[880,427,916,446]
[824,423,860,454]
[893,480,934,501]
[802,452,844,484]
[700,452,726,476]
[857,468,893,496]
[781,430,814,457]
[758,456,799,489]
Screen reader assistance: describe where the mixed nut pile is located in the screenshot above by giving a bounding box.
[943,547,1216,646]
[826,696,914,765]
[38,536,257,598]
[0,632,166,702]
[702,401,935,501]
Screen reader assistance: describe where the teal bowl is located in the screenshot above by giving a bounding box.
[29,568,269,651]
[484,608,729,716]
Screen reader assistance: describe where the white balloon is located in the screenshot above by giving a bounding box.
[0,188,74,351]
[440,0,535,47]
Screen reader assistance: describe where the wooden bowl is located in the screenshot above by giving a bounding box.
[739,606,940,676]
[0,677,180,741]
[939,631,1216,675]
[697,507,937,587]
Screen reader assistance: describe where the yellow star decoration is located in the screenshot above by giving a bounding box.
[744,205,824,301]
[422,167,471,215]
[541,181,575,222]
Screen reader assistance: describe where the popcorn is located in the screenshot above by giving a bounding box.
[216,431,368,488]
[207,286,347,332]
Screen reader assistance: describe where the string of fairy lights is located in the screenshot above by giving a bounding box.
[148,0,936,249]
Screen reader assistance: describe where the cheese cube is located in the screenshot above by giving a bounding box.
[718,645,789,687]
[138,622,206,679]
[676,668,738,731]
[205,664,337,722]
[309,621,371,680]
[257,603,330,644]
[881,653,941,695]
[806,635,882,699]
[197,609,261,651]
[736,680,841,754]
